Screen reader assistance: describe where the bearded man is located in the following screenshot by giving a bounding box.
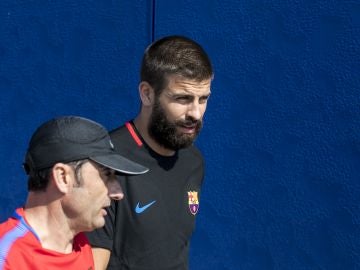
[87,35,213,270]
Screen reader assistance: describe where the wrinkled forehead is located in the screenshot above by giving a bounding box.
[164,75,211,95]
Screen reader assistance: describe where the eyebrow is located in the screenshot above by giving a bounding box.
[170,91,211,98]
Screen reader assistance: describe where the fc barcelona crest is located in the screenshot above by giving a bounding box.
[187,191,199,215]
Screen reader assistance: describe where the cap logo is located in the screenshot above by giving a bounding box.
[187,191,199,215]
[109,140,114,149]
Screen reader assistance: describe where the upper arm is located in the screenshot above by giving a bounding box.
[92,247,111,270]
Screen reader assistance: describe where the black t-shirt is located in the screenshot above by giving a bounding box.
[87,122,204,270]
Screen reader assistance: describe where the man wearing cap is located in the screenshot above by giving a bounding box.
[0,116,148,270]
[87,36,213,270]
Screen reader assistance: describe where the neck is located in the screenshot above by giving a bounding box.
[24,193,75,254]
[133,114,175,157]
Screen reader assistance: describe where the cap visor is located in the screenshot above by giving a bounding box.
[90,153,149,175]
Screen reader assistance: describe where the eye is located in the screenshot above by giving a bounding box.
[104,169,112,177]
[175,96,192,104]
[176,96,189,101]
[199,96,209,104]
[100,168,115,181]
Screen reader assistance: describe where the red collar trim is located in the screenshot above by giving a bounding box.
[125,122,143,147]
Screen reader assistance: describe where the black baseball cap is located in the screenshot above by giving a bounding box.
[23,116,149,175]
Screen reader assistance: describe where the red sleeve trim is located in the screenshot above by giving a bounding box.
[125,122,143,147]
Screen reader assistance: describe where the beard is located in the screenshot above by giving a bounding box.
[148,99,203,151]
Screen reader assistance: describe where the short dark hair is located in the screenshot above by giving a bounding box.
[27,167,52,192]
[140,35,213,95]
[27,159,87,192]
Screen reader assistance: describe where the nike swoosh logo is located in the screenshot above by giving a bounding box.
[135,200,156,214]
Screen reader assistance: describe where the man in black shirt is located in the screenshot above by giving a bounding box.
[87,35,213,270]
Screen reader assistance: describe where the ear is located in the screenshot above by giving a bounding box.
[138,81,155,107]
[51,163,73,194]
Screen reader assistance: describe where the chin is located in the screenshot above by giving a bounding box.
[97,219,106,229]
[91,218,105,230]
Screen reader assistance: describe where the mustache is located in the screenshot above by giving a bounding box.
[175,118,202,126]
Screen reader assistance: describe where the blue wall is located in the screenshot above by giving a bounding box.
[1,1,359,269]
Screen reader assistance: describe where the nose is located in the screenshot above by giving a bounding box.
[107,180,124,201]
[187,101,202,121]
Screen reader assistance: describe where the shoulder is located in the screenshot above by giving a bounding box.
[188,145,203,160]
[0,217,16,235]
[0,209,26,239]
[0,224,36,268]
[171,145,205,181]
[180,145,204,165]
[109,123,148,165]
[110,124,128,142]
[110,124,139,150]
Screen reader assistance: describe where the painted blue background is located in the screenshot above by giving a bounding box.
[1,1,359,269]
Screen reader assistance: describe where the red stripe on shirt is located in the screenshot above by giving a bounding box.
[125,122,143,147]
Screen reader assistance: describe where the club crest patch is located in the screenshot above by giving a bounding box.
[187,191,199,215]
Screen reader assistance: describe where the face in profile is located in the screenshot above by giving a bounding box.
[64,161,123,232]
[148,75,211,150]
